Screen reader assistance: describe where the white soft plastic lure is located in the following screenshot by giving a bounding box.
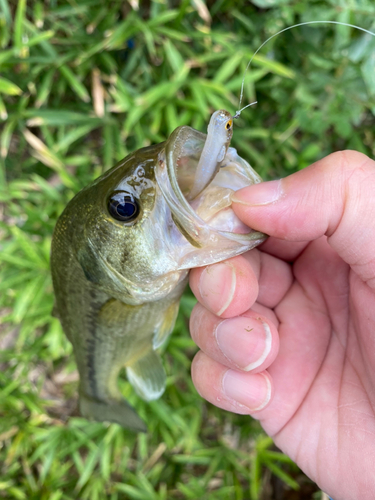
[188,103,258,200]
[188,110,233,199]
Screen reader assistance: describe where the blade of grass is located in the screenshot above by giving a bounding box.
[0,77,22,96]
[59,65,91,103]
[13,0,26,53]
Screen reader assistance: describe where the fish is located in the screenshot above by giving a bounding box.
[51,110,267,432]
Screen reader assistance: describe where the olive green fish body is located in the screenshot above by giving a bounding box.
[53,256,183,431]
[52,116,267,431]
[52,144,187,430]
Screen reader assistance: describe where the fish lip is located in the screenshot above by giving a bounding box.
[154,125,267,269]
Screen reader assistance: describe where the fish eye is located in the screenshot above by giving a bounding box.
[107,191,140,222]
[225,119,233,130]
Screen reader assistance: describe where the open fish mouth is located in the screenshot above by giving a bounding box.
[155,125,267,270]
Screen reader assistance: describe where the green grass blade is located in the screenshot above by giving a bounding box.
[59,65,91,103]
[13,0,26,52]
[0,77,22,95]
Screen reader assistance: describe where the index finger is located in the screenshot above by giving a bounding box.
[189,248,293,318]
[189,252,260,319]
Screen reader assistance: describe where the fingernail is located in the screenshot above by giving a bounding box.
[215,317,272,371]
[199,262,236,316]
[232,179,283,206]
[222,371,271,412]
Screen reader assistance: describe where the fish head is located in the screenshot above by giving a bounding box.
[72,120,266,304]
[72,142,187,304]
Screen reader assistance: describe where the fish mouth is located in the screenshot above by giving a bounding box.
[155,125,267,269]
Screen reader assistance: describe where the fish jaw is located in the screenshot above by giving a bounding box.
[155,126,267,270]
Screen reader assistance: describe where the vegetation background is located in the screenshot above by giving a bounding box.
[0,0,374,498]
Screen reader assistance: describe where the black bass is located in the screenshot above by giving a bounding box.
[51,110,267,431]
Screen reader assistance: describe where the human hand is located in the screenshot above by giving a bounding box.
[189,151,375,500]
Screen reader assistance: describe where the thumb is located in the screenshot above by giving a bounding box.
[232,150,375,284]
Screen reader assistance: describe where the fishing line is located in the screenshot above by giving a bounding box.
[233,100,257,119]
[235,20,375,117]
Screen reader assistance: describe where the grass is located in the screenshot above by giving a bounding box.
[0,0,374,498]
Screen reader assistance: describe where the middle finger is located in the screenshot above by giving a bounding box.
[189,249,293,318]
[190,303,279,373]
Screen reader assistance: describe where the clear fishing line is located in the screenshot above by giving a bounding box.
[236,20,375,117]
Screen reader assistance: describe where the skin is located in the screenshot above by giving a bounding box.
[189,150,375,500]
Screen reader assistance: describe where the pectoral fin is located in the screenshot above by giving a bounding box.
[126,350,166,401]
[79,392,147,432]
[153,300,180,349]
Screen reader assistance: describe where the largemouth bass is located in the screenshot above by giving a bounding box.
[51,111,267,431]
